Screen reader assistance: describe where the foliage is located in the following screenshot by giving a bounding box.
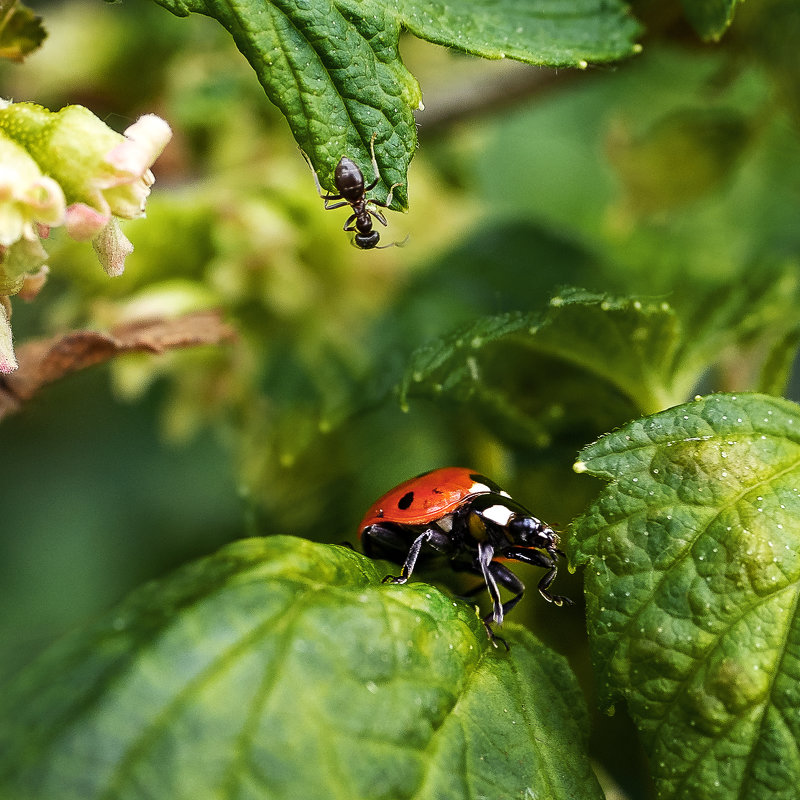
[571,393,800,799]
[149,0,640,206]
[0,536,602,800]
[1,0,800,799]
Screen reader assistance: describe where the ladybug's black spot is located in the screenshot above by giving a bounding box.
[397,491,415,510]
[376,508,384,519]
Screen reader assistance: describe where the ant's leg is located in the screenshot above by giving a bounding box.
[301,148,344,202]
[323,198,349,210]
[370,182,403,210]
[384,182,402,208]
[368,208,388,227]
[362,135,403,206]
[363,133,381,191]
[342,214,358,231]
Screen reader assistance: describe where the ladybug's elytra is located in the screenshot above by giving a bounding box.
[359,467,571,646]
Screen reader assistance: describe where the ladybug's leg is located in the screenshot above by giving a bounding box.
[361,523,407,560]
[385,528,451,584]
[505,547,573,607]
[361,524,450,583]
[488,561,527,621]
[471,544,522,650]
[476,548,528,626]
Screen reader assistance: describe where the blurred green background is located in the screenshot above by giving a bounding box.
[3,1,800,796]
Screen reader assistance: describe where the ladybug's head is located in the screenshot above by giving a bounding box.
[506,514,560,553]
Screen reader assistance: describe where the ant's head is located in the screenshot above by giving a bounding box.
[354,231,381,249]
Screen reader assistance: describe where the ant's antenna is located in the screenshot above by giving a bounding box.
[375,234,410,250]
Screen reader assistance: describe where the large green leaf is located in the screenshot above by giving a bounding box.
[147,0,641,206]
[0,535,602,800]
[570,393,800,800]
[397,275,800,451]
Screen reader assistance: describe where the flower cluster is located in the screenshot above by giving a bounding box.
[0,100,172,372]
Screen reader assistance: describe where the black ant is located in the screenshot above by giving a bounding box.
[303,134,405,250]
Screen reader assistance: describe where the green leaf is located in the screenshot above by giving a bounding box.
[680,0,741,41]
[570,393,800,800]
[0,1,46,62]
[0,535,602,800]
[399,290,685,448]
[397,271,800,451]
[148,0,641,206]
[396,0,642,66]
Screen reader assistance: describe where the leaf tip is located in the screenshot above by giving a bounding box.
[573,460,588,474]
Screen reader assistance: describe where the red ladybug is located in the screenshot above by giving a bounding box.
[359,467,571,646]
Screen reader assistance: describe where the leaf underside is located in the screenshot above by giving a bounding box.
[399,290,683,448]
[571,393,800,800]
[0,536,602,800]
[150,0,641,206]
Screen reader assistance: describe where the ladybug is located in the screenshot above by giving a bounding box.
[359,467,571,646]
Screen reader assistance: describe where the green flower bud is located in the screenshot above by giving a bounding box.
[0,133,64,246]
[0,100,172,276]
